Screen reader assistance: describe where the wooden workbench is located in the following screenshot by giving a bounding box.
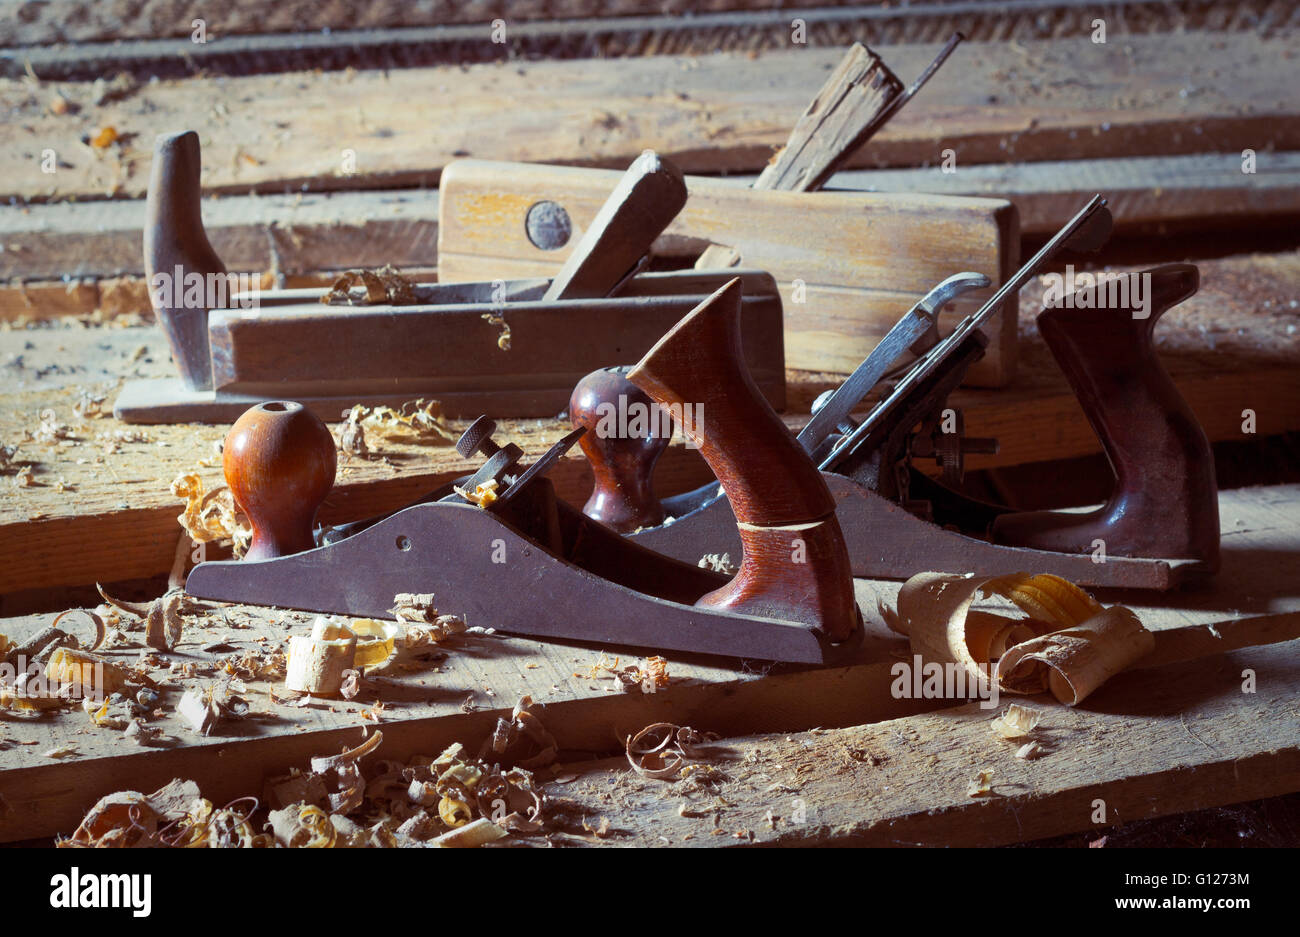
[0,7,1297,845]
[0,483,1297,843]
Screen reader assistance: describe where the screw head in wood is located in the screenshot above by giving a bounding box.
[525,200,572,251]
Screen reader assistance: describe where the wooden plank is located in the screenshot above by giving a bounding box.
[535,637,1300,846]
[436,160,1020,384]
[1,249,1296,595]
[0,189,441,282]
[3,151,1298,286]
[0,482,1297,841]
[833,151,1300,235]
[1,33,1295,202]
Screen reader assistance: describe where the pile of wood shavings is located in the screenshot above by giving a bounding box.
[63,704,558,848]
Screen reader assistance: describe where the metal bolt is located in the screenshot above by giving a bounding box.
[525,200,572,251]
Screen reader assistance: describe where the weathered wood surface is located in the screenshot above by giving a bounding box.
[690,40,901,269]
[437,160,1019,383]
[7,0,1292,48]
[3,151,1298,290]
[0,482,1296,842]
[537,637,1300,846]
[1,34,1295,202]
[1,250,1296,596]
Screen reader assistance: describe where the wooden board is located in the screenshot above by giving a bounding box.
[0,482,1297,842]
[1,34,1296,202]
[1,250,1297,596]
[2,152,1298,290]
[535,637,1300,846]
[436,160,1020,384]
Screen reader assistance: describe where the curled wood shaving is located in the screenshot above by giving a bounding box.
[998,606,1154,705]
[64,709,556,847]
[454,478,499,507]
[322,265,417,306]
[480,311,512,351]
[64,779,201,848]
[626,722,720,780]
[268,803,336,848]
[886,572,1150,706]
[45,647,130,697]
[487,695,558,769]
[171,472,252,557]
[337,407,369,458]
[177,678,248,736]
[340,399,456,445]
[434,816,509,847]
[73,391,107,419]
[391,594,467,647]
[621,655,670,694]
[50,609,106,652]
[96,584,189,651]
[967,769,994,798]
[990,703,1042,740]
[1015,741,1044,760]
[583,653,671,694]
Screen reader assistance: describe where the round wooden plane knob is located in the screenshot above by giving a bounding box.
[569,368,670,533]
[223,401,337,561]
[627,278,858,642]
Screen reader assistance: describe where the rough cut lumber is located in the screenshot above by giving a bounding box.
[3,152,1299,288]
[0,484,1296,842]
[436,160,1019,383]
[0,189,441,283]
[537,637,1300,846]
[0,34,1296,202]
[691,41,901,269]
[834,151,1300,236]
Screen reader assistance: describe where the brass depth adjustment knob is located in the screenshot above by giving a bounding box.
[223,401,337,561]
[568,367,672,533]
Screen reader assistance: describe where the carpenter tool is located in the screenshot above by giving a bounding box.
[114,134,785,424]
[437,37,1021,388]
[570,197,1221,590]
[185,280,862,664]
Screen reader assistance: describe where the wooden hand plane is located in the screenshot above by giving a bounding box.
[185,279,862,664]
[571,197,1221,590]
[114,133,784,424]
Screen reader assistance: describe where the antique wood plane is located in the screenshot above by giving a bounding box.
[436,36,1023,387]
[114,134,785,424]
[570,197,1221,591]
[185,279,863,664]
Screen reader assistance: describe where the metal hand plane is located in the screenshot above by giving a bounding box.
[186,280,863,664]
[571,197,1221,590]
